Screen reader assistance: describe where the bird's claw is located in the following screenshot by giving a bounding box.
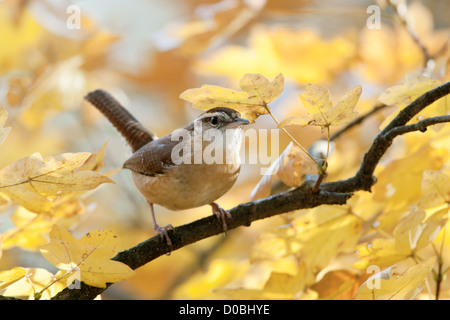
[210,202,232,233]
[154,223,174,248]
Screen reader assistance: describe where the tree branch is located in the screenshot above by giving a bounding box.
[330,103,389,141]
[384,115,450,138]
[323,81,450,193]
[52,185,351,300]
[51,81,450,300]
[387,0,432,67]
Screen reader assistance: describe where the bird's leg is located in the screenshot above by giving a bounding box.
[210,202,232,233]
[148,201,174,247]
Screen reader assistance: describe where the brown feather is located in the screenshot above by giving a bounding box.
[123,134,178,176]
[85,90,154,152]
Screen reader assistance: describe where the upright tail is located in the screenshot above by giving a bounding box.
[85,89,154,152]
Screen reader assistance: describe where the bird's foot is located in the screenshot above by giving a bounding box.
[210,202,232,233]
[154,223,174,248]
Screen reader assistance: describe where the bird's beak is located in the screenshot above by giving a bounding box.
[227,117,250,128]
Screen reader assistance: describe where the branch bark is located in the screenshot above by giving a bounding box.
[322,81,450,193]
[52,185,351,300]
[52,81,450,300]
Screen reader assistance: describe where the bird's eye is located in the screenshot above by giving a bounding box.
[211,116,218,126]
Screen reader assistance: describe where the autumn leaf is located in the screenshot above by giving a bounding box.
[214,263,313,300]
[1,267,65,300]
[180,73,284,122]
[0,8,44,73]
[354,209,447,270]
[250,142,316,201]
[354,258,435,300]
[373,145,447,231]
[0,108,11,147]
[1,0,450,301]
[20,56,86,130]
[40,224,135,289]
[311,269,368,300]
[418,168,450,209]
[378,74,450,131]
[196,27,357,85]
[248,205,362,289]
[77,141,108,172]
[358,3,449,83]
[173,259,252,299]
[0,152,113,214]
[293,211,362,284]
[156,0,262,56]
[2,208,53,250]
[357,25,423,84]
[0,267,27,290]
[279,84,361,129]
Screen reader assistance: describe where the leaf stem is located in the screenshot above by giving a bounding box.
[325,125,331,165]
[35,269,74,300]
[265,105,325,176]
[432,229,446,300]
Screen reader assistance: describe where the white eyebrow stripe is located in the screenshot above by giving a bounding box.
[197,111,232,122]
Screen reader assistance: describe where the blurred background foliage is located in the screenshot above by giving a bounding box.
[0,0,449,299]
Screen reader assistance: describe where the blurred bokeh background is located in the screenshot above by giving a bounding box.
[0,0,449,299]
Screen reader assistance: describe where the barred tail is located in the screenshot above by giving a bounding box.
[85,89,154,152]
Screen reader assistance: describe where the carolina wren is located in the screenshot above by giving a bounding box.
[85,90,249,246]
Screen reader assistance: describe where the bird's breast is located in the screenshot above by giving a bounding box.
[131,162,240,211]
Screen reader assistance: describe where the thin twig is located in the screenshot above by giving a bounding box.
[322,81,450,193]
[384,115,450,139]
[386,0,432,67]
[330,103,389,141]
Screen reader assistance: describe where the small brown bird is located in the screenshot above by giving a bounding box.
[85,90,249,246]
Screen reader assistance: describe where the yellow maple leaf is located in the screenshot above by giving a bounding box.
[196,27,357,85]
[293,212,362,284]
[0,108,11,147]
[214,263,313,300]
[40,224,135,289]
[20,56,86,130]
[418,168,450,209]
[311,269,366,300]
[158,0,259,56]
[180,73,284,123]
[378,74,450,131]
[0,152,113,214]
[354,209,447,270]
[173,259,252,299]
[373,145,447,230]
[279,84,361,129]
[358,25,423,84]
[1,267,65,300]
[2,207,53,250]
[0,7,43,73]
[354,257,435,300]
[358,2,449,84]
[211,258,320,300]
[0,267,27,290]
[77,141,108,172]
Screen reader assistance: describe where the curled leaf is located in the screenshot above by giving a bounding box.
[250,142,316,201]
